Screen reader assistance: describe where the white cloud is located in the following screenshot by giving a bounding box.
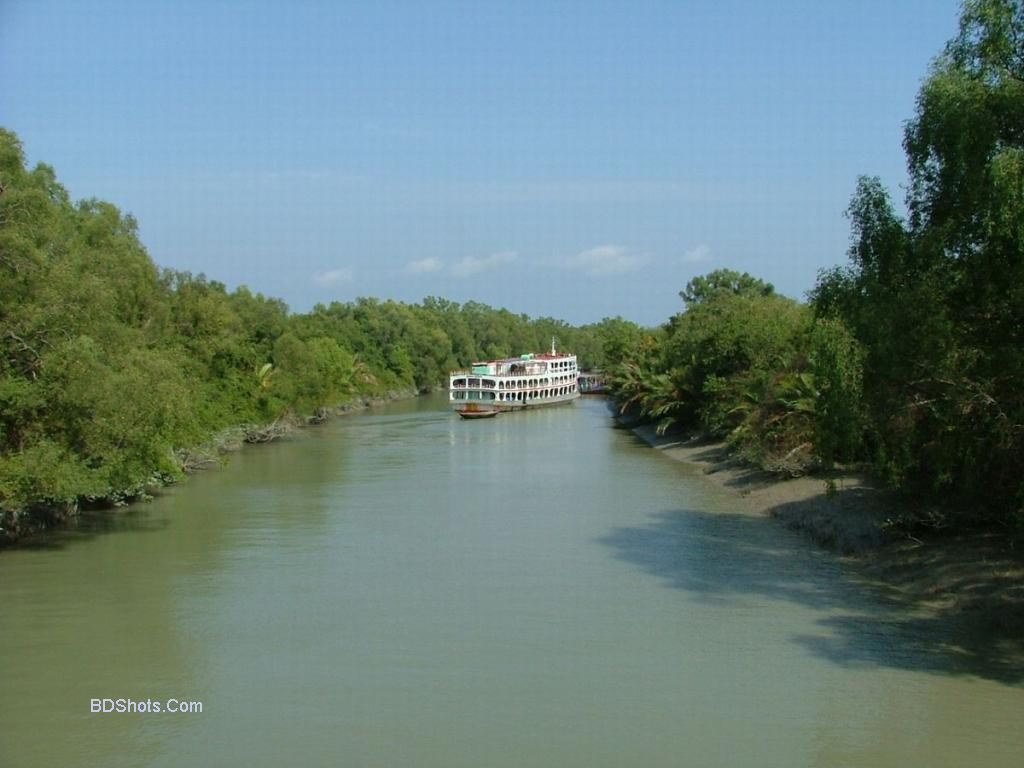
[450,251,518,278]
[405,257,444,274]
[564,245,647,276]
[682,243,713,263]
[312,268,354,286]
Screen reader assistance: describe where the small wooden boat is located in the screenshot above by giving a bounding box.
[457,406,499,419]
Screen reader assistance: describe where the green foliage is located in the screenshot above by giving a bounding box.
[808,318,864,467]
[0,127,638,528]
[589,316,650,369]
[810,0,1024,523]
[722,370,817,475]
[610,275,818,472]
[666,291,809,391]
[0,439,95,507]
[679,268,775,308]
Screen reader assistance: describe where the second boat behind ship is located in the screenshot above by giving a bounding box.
[449,339,580,416]
[578,371,607,395]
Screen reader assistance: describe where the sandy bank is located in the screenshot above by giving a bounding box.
[630,424,888,553]
[629,423,1024,677]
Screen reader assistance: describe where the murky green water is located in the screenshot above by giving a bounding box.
[1,395,1021,767]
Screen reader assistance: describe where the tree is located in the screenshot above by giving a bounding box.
[812,0,1024,519]
[679,268,774,308]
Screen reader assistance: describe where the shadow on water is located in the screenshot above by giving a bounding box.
[598,508,1024,685]
[10,507,172,551]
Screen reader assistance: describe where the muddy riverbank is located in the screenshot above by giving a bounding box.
[631,424,1024,677]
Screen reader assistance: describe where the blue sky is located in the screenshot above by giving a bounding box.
[1,0,960,325]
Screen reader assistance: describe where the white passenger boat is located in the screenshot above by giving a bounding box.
[448,340,580,416]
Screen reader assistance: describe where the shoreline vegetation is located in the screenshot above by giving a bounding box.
[0,126,643,544]
[3,387,420,545]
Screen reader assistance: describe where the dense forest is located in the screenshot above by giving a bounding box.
[0,129,643,540]
[609,0,1024,530]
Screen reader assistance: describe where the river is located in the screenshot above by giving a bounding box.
[1,394,1021,767]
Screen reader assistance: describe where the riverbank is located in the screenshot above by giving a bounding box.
[0,387,422,547]
[630,424,888,553]
[630,423,1024,673]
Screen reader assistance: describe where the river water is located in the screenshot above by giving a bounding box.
[1,394,1021,767]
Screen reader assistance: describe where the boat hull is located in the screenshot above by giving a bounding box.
[450,391,579,414]
[460,403,499,421]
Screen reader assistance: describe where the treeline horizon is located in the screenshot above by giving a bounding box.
[610,0,1023,530]
[0,127,644,539]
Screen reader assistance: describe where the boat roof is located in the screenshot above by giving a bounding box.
[471,351,576,365]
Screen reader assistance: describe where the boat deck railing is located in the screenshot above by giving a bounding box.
[450,382,578,392]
